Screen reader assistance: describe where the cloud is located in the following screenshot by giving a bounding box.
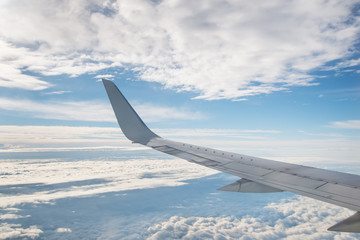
[0,158,217,208]
[0,0,359,99]
[0,97,205,122]
[43,90,72,95]
[158,128,280,138]
[329,120,360,130]
[325,58,360,71]
[134,103,206,122]
[145,196,358,240]
[0,223,43,240]
[0,62,50,91]
[0,214,30,220]
[55,228,72,233]
[0,125,127,150]
[1,125,359,166]
[0,97,115,122]
[94,74,114,79]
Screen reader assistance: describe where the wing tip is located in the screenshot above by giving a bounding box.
[102,78,159,145]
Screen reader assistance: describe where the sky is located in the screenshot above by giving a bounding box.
[0,0,360,239]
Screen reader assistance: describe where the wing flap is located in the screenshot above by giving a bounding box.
[218,179,283,193]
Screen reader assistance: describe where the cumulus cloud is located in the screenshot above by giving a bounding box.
[0,97,205,122]
[145,196,358,240]
[0,223,43,240]
[0,0,359,99]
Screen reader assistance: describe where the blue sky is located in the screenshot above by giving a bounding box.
[0,0,360,239]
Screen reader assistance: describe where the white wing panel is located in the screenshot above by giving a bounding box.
[262,171,326,189]
[222,161,274,176]
[317,183,360,202]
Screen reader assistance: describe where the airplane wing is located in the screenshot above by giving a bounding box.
[102,79,360,233]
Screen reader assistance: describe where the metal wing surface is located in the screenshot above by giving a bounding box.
[102,79,360,233]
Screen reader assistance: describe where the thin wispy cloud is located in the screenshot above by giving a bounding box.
[0,97,205,122]
[329,120,360,129]
[0,0,359,99]
[43,90,72,95]
[0,97,115,122]
[0,61,51,91]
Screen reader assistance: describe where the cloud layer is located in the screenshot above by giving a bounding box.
[0,158,217,208]
[0,124,359,239]
[0,0,359,99]
[145,196,358,240]
[1,125,360,166]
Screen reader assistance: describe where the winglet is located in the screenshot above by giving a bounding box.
[102,79,159,144]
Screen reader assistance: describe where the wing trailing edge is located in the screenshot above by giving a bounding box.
[217,179,283,193]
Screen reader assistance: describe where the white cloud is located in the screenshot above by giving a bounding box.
[0,214,30,220]
[325,58,360,71]
[94,74,114,79]
[43,90,72,95]
[0,62,50,90]
[145,196,358,239]
[0,97,115,122]
[0,125,127,150]
[329,120,360,130]
[0,125,359,166]
[55,228,72,233]
[158,128,280,138]
[0,158,217,208]
[0,223,43,240]
[0,97,204,122]
[134,103,205,122]
[0,0,359,99]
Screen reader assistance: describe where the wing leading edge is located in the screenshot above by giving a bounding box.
[102,79,360,233]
